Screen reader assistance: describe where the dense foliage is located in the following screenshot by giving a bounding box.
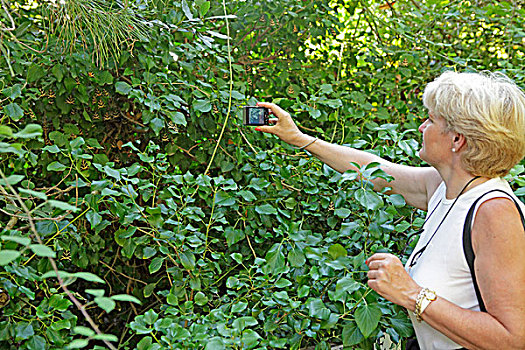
[0,0,524,349]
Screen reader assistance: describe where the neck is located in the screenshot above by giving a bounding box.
[438,168,487,199]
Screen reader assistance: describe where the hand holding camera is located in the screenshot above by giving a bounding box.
[245,102,306,147]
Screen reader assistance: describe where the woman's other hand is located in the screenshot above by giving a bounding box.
[254,102,306,146]
[366,253,422,311]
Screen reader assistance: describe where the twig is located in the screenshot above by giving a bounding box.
[0,0,15,31]
[237,126,257,155]
[100,260,148,285]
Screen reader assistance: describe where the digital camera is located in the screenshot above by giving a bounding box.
[243,106,270,126]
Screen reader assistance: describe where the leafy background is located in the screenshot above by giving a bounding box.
[0,0,524,349]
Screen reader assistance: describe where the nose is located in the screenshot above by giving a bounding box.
[418,119,428,133]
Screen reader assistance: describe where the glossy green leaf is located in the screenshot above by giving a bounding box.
[0,250,21,265]
[355,303,381,338]
[4,102,24,121]
[29,244,56,258]
[115,81,132,94]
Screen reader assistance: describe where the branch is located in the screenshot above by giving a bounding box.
[0,0,15,32]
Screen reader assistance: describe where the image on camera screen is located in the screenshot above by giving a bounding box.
[249,108,265,124]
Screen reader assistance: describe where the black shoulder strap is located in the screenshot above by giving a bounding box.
[463,189,525,312]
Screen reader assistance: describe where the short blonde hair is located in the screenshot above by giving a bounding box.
[422,71,525,177]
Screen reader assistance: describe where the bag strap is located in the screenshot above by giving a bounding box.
[462,189,525,312]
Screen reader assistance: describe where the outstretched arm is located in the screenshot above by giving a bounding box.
[256,102,442,210]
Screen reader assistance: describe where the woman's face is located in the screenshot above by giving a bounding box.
[418,113,455,166]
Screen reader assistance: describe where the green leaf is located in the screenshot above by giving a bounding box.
[47,161,68,172]
[26,335,46,349]
[193,99,211,112]
[0,174,24,186]
[48,200,79,212]
[115,81,132,95]
[288,246,306,267]
[29,244,56,258]
[264,244,286,275]
[0,250,21,265]
[225,227,245,246]
[241,329,261,348]
[232,301,248,313]
[334,208,351,218]
[85,289,105,297]
[180,251,196,270]
[1,235,31,246]
[73,326,95,337]
[72,272,105,283]
[15,323,34,341]
[70,137,85,150]
[237,190,256,201]
[52,64,65,82]
[355,188,384,211]
[110,294,142,304]
[390,313,414,337]
[342,321,364,346]
[200,1,211,16]
[335,277,360,295]
[95,296,116,313]
[0,125,13,137]
[307,298,330,320]
[194,291,208,306]
[3,84,22,100]
[4,102,24,121]
[149,257,164,273]
[66,339,90,349]
[150,117,164,135]
[355,303,381,338]
[255,204,277,215]
[18,188,47,200]
[181,0,193,20]
[27,64,45,82]
[328,243,347,259]
[86,210,102,229]
[168,111,186,126]
[205,337,225,350]
[92,333,118,342]
[104,165,121,181]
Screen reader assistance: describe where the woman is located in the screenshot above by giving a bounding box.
[255,71,525,349]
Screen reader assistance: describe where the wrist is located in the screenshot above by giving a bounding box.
[405,286,423,312]
[289,133,312,148]
[414,287,437,322]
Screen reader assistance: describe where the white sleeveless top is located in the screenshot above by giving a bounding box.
[405,177,525,350]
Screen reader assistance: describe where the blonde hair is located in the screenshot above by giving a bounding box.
[422,71,525,177]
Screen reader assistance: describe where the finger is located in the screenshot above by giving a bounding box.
[367,270,382,280]
[269,118,278,124]
[367,260,384,271]
[366,253,394,265]
[255,125,275,134]
[257,102,287,117]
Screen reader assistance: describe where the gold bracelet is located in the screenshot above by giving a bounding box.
[414,288,437,322]
[297,137,318,150]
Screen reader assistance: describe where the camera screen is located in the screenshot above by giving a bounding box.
[249,108,266,124]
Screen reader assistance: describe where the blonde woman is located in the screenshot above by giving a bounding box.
[256,71,525,349]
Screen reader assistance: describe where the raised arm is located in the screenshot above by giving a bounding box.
[256,102,442,210]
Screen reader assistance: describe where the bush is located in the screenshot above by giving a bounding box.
[0,0,524,349]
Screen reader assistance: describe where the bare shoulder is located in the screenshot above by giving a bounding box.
[472,196,525,324]
[473,197,525,252]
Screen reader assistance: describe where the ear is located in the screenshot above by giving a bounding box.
[452,133,466,152]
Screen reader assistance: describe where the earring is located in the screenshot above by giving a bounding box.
[451,148,456,153]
